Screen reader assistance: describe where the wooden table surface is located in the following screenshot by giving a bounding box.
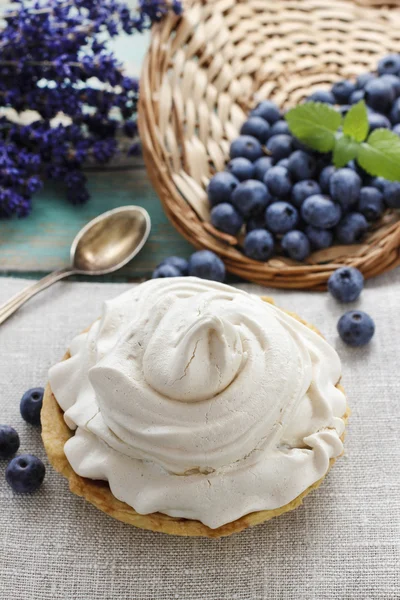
[0,161,194,281]
[0,27,194,281]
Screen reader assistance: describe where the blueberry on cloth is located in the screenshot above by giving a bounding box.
[358,187,384,221]
[231,180,271,218]
[301,195,342,229]
[152,265,182,279]
[158,256,189,275]
[281,230,311,261]
[264,166,292,198]
[211,203,243,235]
[207,172,239,207]
[250,100,281,124]
[20,388,44,426]
[305,225,333,250]
[337,311,375,346]
[243,229,275,261]
[265,201,299,234]
[240,117,270,144]
[230,135,263,162]
[188,250,225,282]
[0,425,20,459]
[329,168,361,210]
[328,267,364,303]
[336,212,369,244]
[226,158,255,181]
[6,454,45,493]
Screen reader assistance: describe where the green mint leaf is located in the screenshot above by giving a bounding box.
[333,134,360,168]
[357,128,400,181]
[285,102,342,153]
[342,100,369,142]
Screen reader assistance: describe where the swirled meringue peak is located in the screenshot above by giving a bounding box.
[49,277,347,528]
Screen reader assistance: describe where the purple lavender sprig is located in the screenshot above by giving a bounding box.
[0,0,182,218]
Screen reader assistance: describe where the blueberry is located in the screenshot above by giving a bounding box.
[301,195,342,229]
[158,256,189,275]
[265,201,298,233]
[382,181,400,208]
[0,425,20,459]
[336,212,369,244]
[371,176,387,192]
[152,264,182,279]
[328,266,364,303]
[240,117,270,144]
[337,105,350,116]
[253,156,274,181]
[6,454,45,493]
[268,120,290,137]
[226,157,255,181]
[307,90,335,104]
[281,230,311,261]
[329,168,361,210]
[350,90,365,104]
[20,388,44,426]
[264,166,292,198]
[364,78,394,113]
[305,225,333,250]
[188,250,225,282]
[246,213,267,232]
[390,98,400,124]
[356,73,375,89]
[231,180,271,218]
[291,180,321,208]
[368,112,391,131]
[380,74,400,97]
[346,160,371,184]
[332,80,356,104]
[392,123,400,136]
[319,165,336,193]
[337,310,375,346]
[277,158,290,169]
[243,229,275,261]
[287,150,317,181]
[230,135,263,162]
[207,172,239,207]
[377,54,400,76]
[250,100,281,124]
[358,187,384,221]
[211,203,243,235]
[266,134,293,162]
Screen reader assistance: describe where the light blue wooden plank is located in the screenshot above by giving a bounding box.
[0,166,194,279]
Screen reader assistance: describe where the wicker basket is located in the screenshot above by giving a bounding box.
[139,0,400,289]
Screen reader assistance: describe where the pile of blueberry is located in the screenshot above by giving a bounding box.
[0,388,45,494]
[152,250,226,282]
[207,54,400,262]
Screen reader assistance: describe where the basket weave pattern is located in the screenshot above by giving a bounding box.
[139,0,400,289]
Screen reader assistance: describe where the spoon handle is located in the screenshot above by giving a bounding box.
[0,268,75,326]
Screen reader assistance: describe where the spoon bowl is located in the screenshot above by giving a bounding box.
[71,206,151,275]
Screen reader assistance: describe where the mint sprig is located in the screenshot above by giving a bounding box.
[285,100,400,181]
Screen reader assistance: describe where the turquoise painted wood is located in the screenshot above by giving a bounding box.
[0,164,194,280]
[0,28,195,281]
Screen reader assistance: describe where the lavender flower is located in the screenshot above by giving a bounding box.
[0,0,182,218]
